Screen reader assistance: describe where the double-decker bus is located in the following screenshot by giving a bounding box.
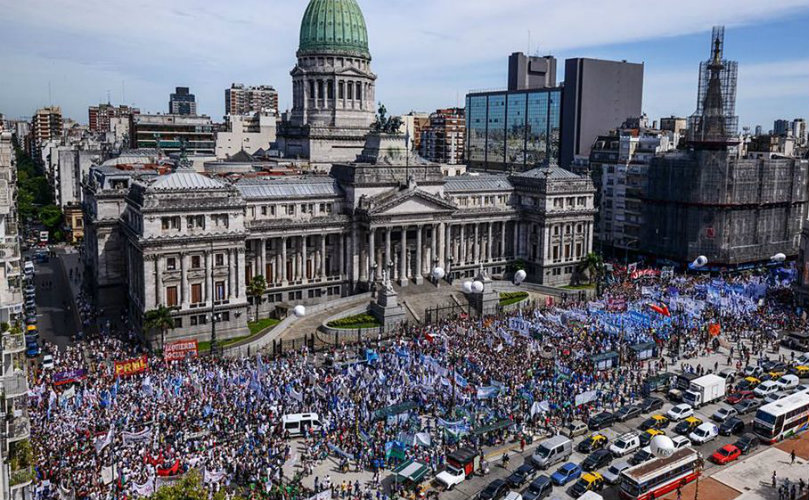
[753,391,809,444]
[619,448,701,500]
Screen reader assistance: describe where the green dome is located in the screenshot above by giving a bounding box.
[298,0,370,59]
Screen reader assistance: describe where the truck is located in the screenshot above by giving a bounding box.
[683,374,726,408]
[668,372,699,402]
[435,447,480,490]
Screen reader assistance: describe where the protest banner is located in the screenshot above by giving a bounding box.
[114,355,148,377]
[53,368,87,386]
[163,339,198,361]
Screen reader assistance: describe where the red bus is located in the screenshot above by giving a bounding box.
[619,448,701,500]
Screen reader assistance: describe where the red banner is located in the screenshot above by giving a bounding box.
[114,355,148,377]
[163,339,198,361]
[708,324,721,336]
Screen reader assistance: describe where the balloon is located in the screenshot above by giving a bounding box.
[462,281,473,293]
[472,281,484,293]
[293,305,306,318]
[691,255,708,268]
[771,253,786,263]
[650,435,675,458]
[514,270,527,284]
[432,267,445,280]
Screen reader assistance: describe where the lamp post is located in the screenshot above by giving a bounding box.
[209,241,218,356]
[448,257,454,285]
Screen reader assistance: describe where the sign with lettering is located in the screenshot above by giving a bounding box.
[114,355,148,377]
[163,339,198,361]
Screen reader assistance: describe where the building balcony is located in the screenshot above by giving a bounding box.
[2,372,28,398]
[2,334,25,355]
[5,413,30,443]
[0,241,20,262]
[9,466,33,489]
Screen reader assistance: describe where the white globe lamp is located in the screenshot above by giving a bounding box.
[514,270,527,284]
[472,280,484,293]
[650,435,675,458]
[432,267,445,280]
[462,281,473,293]
[771,253,786,263]
[293,305,306,318]
[691,255,708,268]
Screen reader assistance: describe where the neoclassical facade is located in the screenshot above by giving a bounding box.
[83,135,595,344]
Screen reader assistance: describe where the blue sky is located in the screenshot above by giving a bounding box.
[1,0,807,131]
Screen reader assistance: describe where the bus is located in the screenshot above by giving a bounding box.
[619,448,701,500]
[752,391,809,444]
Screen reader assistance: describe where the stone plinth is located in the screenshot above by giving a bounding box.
[369,285,406,331]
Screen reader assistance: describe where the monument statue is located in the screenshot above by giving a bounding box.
[370,103,403,135]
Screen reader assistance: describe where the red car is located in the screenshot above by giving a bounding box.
[726,391,755,405]
[711,444,742,464]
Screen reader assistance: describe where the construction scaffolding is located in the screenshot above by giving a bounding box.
[688,26,739,144]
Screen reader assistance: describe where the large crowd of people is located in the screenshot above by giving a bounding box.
[27,268,806,500]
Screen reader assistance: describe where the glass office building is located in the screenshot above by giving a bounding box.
[466,88,561,172]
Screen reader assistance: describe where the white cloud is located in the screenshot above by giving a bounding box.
[0,0,807,124]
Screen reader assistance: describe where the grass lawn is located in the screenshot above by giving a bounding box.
[499,291,529,306]
[197,318,280,352]
[562,283,596,290]
[327,313,382,330]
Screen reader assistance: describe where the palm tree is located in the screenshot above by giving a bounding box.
[579,252,604,284]
[246,275,268,322]
[144,305,175,353]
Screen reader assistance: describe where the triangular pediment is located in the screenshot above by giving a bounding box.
[367,189,456,216]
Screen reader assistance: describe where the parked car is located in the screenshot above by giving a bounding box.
[588,412,615,431]
[753,380,780,398]
[711,444,742,465]
[567,472,605,498]
[736,376,761,391]
[562,420,589,438]
[712,406,738,423]
[689,423,719,445]
[551,463,582,486]
[581,449,613,472]
[615,405,641,422]
[479,479,509,500]
[521,475,553,500]
[602,461,631,485]
[733,399,760,415]
[776,374,800,391]
[743,365,764,378]
[671,435,691,450]
[717,368,737,384]
[667,404,694,422]
[609,432,641,457]
[639,429,665,447]
[521,476,553,500]
[507,463,537,488]
[674,416,703,435]
[764,391,789,405]
[41,354,54,370]
[789,365,809,378]
[719,417,745,436]
[726,391,755,405]
[629,447,655,466]
[577,434,608,454]
[639,397,664,413]
[733,433,760,455]
[638,415,669,431]
[532,436,573,470]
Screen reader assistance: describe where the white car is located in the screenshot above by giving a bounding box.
[610,432,641,457]
[689,423,719,445]
[671,435,691,449]
[602,461,631,484]
[41,354,54,370]
[666,403,694,422]
[435,465,466,490]
[764,392,789,405]
[793,384,809,394]
[712,406,738,423]
[754,380,780,398]
[776,374,799,391]
[796,353,809,365]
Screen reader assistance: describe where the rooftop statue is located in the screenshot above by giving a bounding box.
[370,103,403,135]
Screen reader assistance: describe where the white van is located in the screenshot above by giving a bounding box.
[776,374,799,391]
[24,261,35,276]
[281,413,322,437]
[754,380,780,398]
[689,423,718,444]
[609,432,641,457]
[531,435,573,469]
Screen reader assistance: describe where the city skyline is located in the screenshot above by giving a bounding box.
[0,0,807,130]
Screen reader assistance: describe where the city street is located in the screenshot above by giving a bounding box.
[28,249,79,351]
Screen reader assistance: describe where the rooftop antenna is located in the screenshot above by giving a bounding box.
[106,90,111,105]
[122,81,126,104]
[527,30,531,55]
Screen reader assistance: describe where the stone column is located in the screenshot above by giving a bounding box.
[320,234,327,279]
[438,222,446,269]
[339,233,345,278]
[281,237,288,285]
[500,221,506,261]
[368,228,376,281]
[259,238,266,278]
[154,257,162,308]
[204,250,212,303]
[399,225,408,286]
[487,222,493,262]
[302,235,308,282]
[358,228,367,283]
[459,224,466,264]
[431,224,438,272]
[474,223,480,264]
[228,249,235,300]
[415,225,423,284]
[513,222,520,259]
[384,227,391,269]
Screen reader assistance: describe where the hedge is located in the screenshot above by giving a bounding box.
[499,291,529,306]
[327,313,382,329]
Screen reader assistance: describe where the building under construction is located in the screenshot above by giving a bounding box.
[643,27,808,268]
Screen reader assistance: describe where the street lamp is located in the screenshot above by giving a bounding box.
[514,269,526,286]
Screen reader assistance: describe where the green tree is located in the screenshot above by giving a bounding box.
[144,305,175,352]
[246,275,268,322]
[578,252,604,284]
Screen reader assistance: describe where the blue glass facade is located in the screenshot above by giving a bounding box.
[465,88,561,172]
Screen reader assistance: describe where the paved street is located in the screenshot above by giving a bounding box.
[28,249,79,351]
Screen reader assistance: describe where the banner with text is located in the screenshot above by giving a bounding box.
[53,368,87,386]
[114,355,148,377]
[163,339,199,361]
